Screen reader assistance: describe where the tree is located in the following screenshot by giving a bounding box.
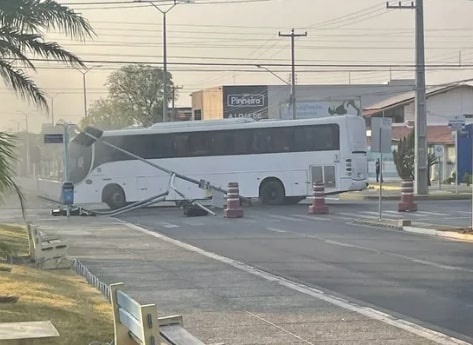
[80,98,135,130]
[392,128,437,185]
[0,0,93,212]
[92,64,175,127]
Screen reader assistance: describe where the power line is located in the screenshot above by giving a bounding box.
[15,57,473,68]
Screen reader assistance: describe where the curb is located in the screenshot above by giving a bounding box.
[347,194,471,201]
[403,226,473,242]
[353,218,473,242]
[353,218,403,230]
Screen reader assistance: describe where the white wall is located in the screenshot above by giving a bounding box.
[404,86,473,125]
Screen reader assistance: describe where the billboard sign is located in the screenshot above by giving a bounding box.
[223,85,268,120]
[280,99,362,120]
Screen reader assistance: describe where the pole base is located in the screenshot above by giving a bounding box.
[309,205,329,214]
[224,208,243,218]
[398,202,417,212]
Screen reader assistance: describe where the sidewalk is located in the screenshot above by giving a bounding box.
[37,216,463,345]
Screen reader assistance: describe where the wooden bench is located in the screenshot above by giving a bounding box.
[0,320,59,344]
[26,223,70,270]
[110,283,206,345]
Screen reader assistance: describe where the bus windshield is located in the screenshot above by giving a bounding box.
[68,141,93,184]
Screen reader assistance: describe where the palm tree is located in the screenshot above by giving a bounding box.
[0,0,94,216]
[0,0,94,108]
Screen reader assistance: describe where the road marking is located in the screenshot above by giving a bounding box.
[266,227,288,233]
[158,222,179,229]
[246,311,316,345]
[292,214,331,222]
[361,211,404,219]
[417,210,449,216]
[382,211,405,218]
[181,220,205,226]
[120,220,469,345]
[323,238,473,273]
[337,212,366,219]
[268,214,303,222]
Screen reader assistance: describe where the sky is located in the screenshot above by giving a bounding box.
[3,0,473,132]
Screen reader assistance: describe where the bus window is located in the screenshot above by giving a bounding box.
[270,128,292,152]
[174,134,189,157]
[232,130,250,155]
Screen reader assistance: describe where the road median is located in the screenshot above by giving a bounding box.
[353,217,473,242]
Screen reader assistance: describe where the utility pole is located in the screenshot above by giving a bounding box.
[279,28,307,120]
[387,0,428,195]
[170,85,183,121]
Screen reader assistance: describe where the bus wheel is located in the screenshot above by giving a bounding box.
[103,184,126,210]
[260,179,285,206]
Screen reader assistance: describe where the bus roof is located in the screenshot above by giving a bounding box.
[101,115,361,137]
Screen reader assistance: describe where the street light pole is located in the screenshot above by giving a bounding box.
[82,72,87,119]
[55,122,77,217]
[256,65,289,85]
[16,111,30,176]
[135,0,178,122]
[256,65,292,118]
[76,65,102,120]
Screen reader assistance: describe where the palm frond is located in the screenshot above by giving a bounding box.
[0,133,26,220]
[22,38,85,67]
[0,0,94,40]
[36,0,95,40]
[0,30,36,69]
[0,0,40,33]
[0,59,47,109]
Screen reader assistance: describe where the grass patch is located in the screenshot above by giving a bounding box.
[0,224,114,345]
[0,224,29,259]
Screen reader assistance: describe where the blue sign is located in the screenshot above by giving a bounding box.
[44,133,64,144]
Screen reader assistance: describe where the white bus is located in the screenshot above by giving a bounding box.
[38,115,368,209]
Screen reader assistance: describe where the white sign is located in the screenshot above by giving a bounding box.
[448,116,465,131]
[371,117,393,153]
[434,145,444,158]
[280,99,361,119]
[227,94,265,107]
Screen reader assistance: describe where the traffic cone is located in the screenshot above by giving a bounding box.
[224,182,243,218]
[309,182,328,214]
[398,178,417,212]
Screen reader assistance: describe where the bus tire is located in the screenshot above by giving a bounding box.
[259,179,285,206]
[103,184,126,210]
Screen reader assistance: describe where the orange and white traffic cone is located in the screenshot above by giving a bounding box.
[224,182,244,218]
[309,182,329,214]
[398,178,417,212]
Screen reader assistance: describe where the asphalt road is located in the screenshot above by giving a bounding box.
[118,200,473,344]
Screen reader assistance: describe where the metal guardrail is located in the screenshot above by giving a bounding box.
[72,259,111,302]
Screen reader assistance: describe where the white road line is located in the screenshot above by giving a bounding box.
[361,211,404,219]
[292,214,331,222]
[268,214,303,222]
[456,211,471,215]
[120,220,469,345]
[323,239,473,273]
[158,222,179,229]
[382,211,406,218]
[266,227,288,233]
[416,211,449,216]
[338,212,363,218]
[181,220,205,226]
